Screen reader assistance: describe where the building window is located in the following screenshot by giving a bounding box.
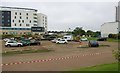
[45,17,47,19]
[20,16,22,19]
[15,12,17,15]
[15,16,16,19]
[22,20,24,23]
[8,16,10,18]
[26,17,28,19]
[20,13,21,15]
[20,24,22,26]
[26,24,29,26]
[2,16,4,18]
[3,32,5,35]
[8,20,10,22]
[13,20,14,22]
[30,20,31,23]
[19,20,21,23]
[26,13,28,15]
[15,23,16,26]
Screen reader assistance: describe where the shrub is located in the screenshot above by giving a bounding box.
[112,50,120,61]
[108,34,120,39]
[2,34,15,39]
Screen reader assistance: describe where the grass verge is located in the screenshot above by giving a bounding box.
[2,49,53,56]
[107,38,120,42]
[73,62,118,71]
[80,45,110,48]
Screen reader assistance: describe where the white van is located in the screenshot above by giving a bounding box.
[63,35,73,41]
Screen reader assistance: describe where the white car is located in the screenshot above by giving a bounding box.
[56,39,68,44]
[5,40,23,47]
[51,38,62,43]
[80,38,88,41]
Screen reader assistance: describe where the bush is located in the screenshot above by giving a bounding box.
[112,50,120,61]
[2,34,15,39]
[108,34,120,39]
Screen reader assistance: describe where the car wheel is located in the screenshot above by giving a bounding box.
[18,44,21,47]
[7,44,11,47]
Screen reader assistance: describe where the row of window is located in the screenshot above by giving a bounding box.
[15,12,28,16]
[14,12,38,16]
[12,20,31,23]
[14,16,29,19]
[0,28,31,30]
[2,32,31,35]
[14,24,30,26]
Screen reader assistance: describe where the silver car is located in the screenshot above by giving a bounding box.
[5,40,23,47]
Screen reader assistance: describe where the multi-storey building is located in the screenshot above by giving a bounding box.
[37,13,47,33]
[0,6,47,35]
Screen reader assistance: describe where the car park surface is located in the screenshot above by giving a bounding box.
[1,40,118,71]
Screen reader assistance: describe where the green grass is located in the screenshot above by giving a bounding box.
[80,45,110,48]
[87,37,97,40]
[2,49,53,56]
[87,37,120,42]
[73,62,118,71]
[107,38,120,42]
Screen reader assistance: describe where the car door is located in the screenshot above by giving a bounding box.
[12,41,18,46]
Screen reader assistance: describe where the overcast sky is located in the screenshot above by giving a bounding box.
[0,1,118,31]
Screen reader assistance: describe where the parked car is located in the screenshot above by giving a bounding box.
[97,37,107,41]
[30,40,41,45]
[56,39,68,44]
[5,40,23,47]
[20,39,31,46]
[63,35,73,41]
[88,40,99,47]
[80,38,88,41]
[51,38,62,43]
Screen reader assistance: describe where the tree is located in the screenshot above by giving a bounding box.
[86,30,93,36]
[72,27,85,36]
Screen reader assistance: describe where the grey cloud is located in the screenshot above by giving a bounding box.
[0,2,118,31]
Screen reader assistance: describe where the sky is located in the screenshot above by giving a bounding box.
[0,0,118,31]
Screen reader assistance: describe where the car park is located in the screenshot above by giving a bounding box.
[88,40,99,47]
[56,39,68,44]
[5,40,23,47]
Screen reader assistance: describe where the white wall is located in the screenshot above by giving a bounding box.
[11,10,37,28]
[101,22,119,37]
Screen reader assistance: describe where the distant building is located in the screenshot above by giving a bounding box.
[101,22,119,37]
[116,1,120,22]
[37,13,47,33]
[101,2,120,37]
[0,6,47,35]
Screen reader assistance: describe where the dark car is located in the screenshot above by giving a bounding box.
[88,40,99,47]
[97,37,107,41]
[19,39,31,46]
[30,40,41,45]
